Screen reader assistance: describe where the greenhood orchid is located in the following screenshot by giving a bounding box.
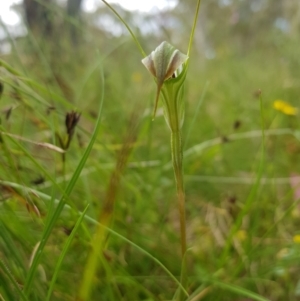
[77,0,202,299]
[142,41,189,129]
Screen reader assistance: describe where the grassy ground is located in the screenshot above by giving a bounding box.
[1,3,300,300]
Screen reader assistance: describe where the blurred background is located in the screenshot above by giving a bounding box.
[1,0,300,55]
[1,1,300,300]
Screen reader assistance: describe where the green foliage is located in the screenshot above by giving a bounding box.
[1,1,300,300]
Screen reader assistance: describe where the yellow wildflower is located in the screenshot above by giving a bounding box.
[236,230,247,241]
[273,100,298,116]
[293,234,300,244]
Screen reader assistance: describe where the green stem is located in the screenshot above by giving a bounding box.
[171,131,186,257]
[187,0,202,57]
[171,130,187,300]
[101,0,146,58]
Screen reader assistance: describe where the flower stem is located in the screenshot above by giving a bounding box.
[171,130,188,300]
[171,130,186,257]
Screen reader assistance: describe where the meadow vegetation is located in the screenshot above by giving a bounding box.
[1,1,300,300]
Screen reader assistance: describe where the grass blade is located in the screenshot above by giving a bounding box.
[0,258,29,301]
[0,180,188,297]
[45,205,89,301]
[22,57,105,297]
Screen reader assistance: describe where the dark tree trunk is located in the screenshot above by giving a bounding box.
[67,0,83,44]
[23,0,53,35]
[67,0,83,18]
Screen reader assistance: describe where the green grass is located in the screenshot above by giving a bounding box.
[1,1,300,300]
